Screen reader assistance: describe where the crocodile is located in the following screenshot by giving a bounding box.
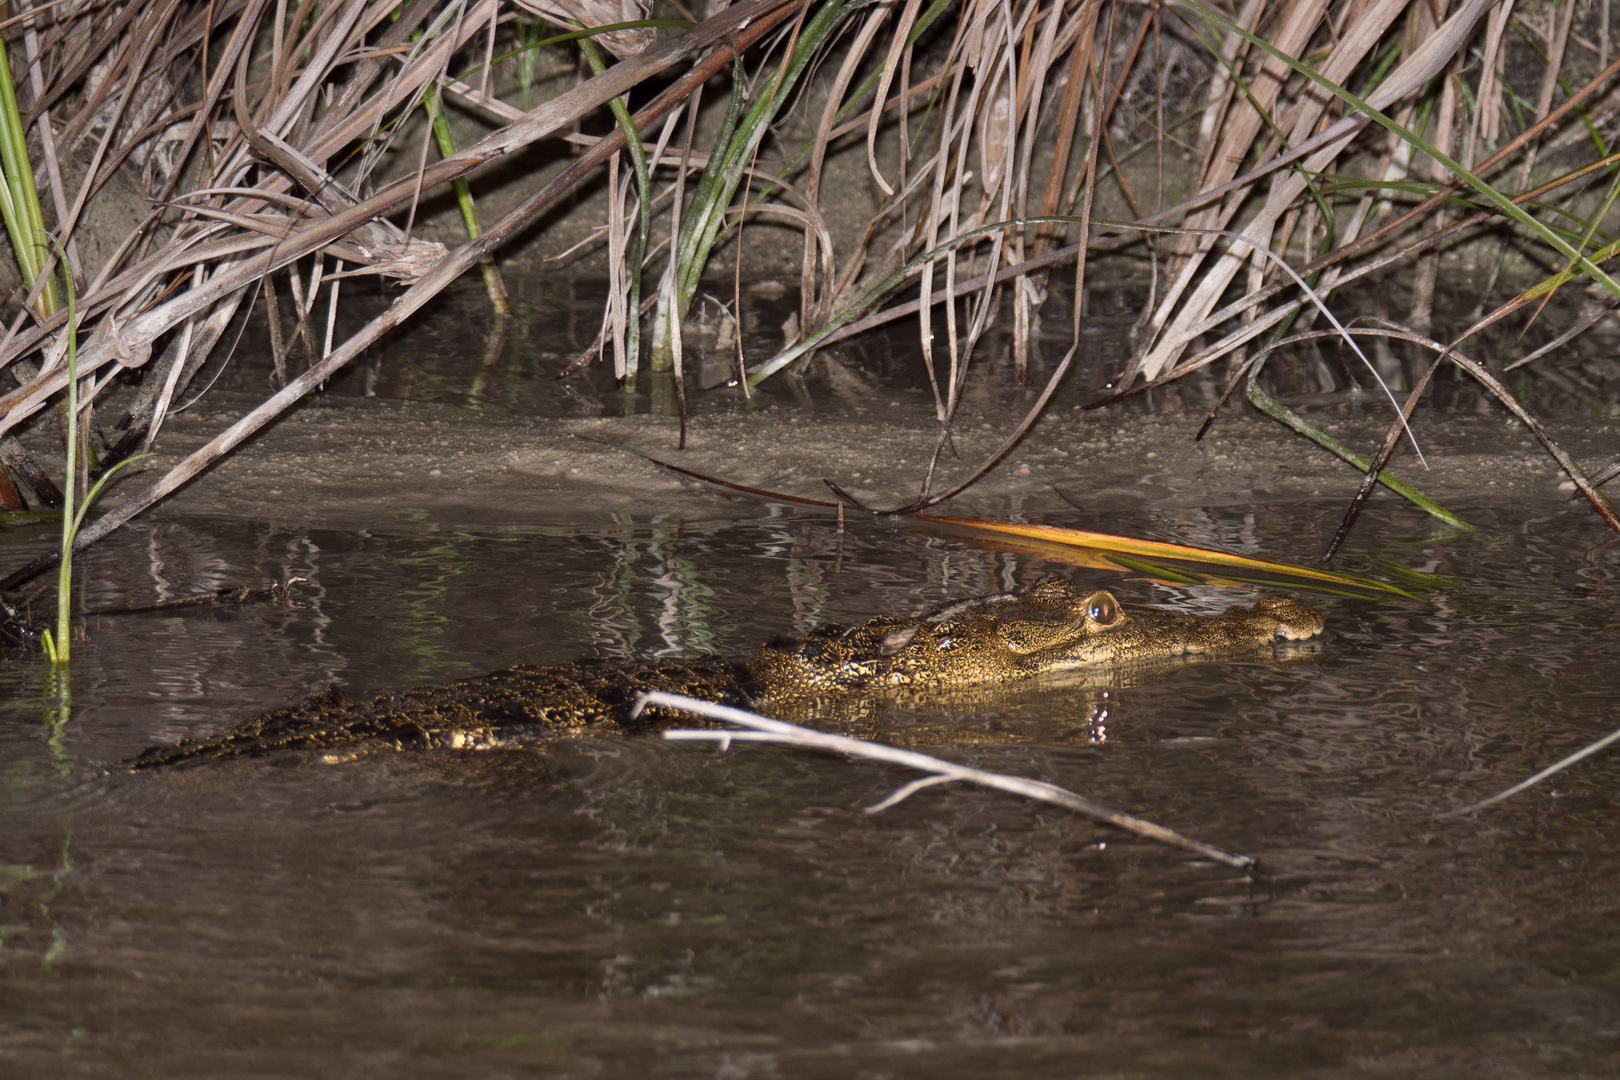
[127,574,1324,769]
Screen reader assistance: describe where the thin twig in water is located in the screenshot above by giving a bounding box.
[1439,725,1620,819]
[635,690,1256,869]
[79,577,304,617]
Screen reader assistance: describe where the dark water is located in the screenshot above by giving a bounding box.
[2,498,1619,1078]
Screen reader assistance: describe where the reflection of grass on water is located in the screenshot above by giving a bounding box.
[391,538,471,681]
[649,555,720,658]
[0,666,73,782]
[591,527,734,660]
[37,832,72,970]
[41,667,71,778]
[467,1031,568,1052]
[0,831,73,972]
[0,669,77,970]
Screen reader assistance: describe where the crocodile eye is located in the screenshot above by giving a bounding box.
[1085,592,1123,628]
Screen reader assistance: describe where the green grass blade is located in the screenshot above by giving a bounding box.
[658,0,852,363]
[1243,363,1470,530]
[1102,553,1205,585]
[1369,558,1453,589]
[51,242,77,664]
[0,31,58,315]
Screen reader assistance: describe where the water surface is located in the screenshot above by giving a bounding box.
[2,499,1618,1078]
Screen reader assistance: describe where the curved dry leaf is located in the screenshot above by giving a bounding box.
[977,74,1013,199]
[92,319,153,370]
[510,0,655,58]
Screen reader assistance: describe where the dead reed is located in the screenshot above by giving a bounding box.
[1,0,1619,589]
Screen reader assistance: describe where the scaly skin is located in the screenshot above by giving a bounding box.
[128,575,1323,769]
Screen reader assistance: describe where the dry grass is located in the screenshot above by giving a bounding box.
[1,0,1619,581]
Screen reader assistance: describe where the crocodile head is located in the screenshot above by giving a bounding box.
[744,573,1324,699]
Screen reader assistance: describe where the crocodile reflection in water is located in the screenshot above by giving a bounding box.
[128,574,1324,769]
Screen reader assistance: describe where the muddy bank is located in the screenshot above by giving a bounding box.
[11,266,1610,552]
[95,381,1604,540]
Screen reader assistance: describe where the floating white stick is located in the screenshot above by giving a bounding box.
[1440,724,1620,818]
[636,690,1255,870]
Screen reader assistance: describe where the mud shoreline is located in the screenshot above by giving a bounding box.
[93,378,1604,543]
